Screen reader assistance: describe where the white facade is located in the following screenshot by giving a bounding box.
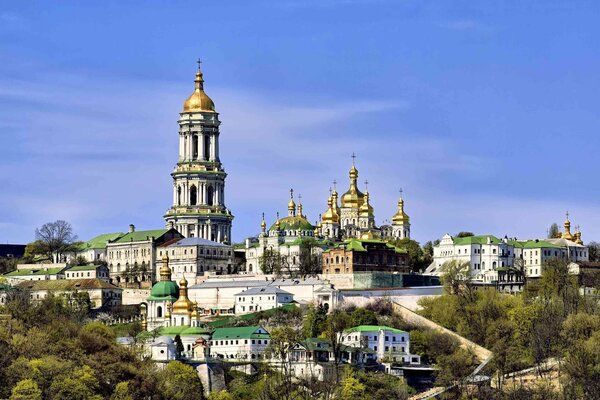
[188,276,338,314]
[234,286,294,314]
[209,326,270,360]
[426,233,589,281]
[156,237,235,282]
[340,325,419,364]
[65,265,109,282]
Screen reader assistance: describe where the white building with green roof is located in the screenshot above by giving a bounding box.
[209,326,270,360]
[4,263,67,285]
[426,229,589,283]
[340,325,419,365]
[65,264,110,282]
[105,224,183,288]
[76,232,124,263]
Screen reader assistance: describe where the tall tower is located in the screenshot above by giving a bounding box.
[164,62,233,243]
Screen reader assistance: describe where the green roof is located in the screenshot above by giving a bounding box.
[159,326,210,336]
[67,264,98,272]
[16,278,119,291]
[345,239,367,252]
[269,216,315,232]
[344,325,407,334]
[211,326,269,340]
[453,235,501,245]
[523,240,564,249]
[80,232,124,250]
[5,267,65,277]
[112,229,169,244]
[507,240,526,248]
[148,280,179,301]
[301,338,332,351]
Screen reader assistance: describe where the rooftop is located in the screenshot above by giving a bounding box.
[5,267,65,277]
[80,232,124,250]
[111,229,170,244]
[16,278,121,291]
[344,325,407,334]
[235,286,293,296]
[66,264,100,272]
[211,326,269,340]
[166,237,230,248]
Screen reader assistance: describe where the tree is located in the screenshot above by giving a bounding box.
[174,334,184,358]
[587,241,600,262]
[548,223,562,239]
[340,370,365,400]
[259,248,284,275]
[439,260,471,295]
[34,220,79,263]
[324,309,350,383]
[10,379,42,400]
[456,231,474,238]
[110,381,134,400]
[435,347,477,392]
[159,361,204,400]
[298,239,322,277]
[265,326,302,400]
[302,304,327,338]
[388,238,429,272]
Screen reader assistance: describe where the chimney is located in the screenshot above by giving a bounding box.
[129,224,135,233]
[245,238,250,249]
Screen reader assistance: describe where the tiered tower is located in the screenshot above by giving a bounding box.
[164,61,233,242]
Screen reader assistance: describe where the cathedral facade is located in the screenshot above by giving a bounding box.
[164,63,233,243]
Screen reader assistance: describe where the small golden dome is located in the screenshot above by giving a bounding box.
[191,302,199,319]
[172,277,194,315]
[360,192,374,217]
[392,197,409,224]
[341,164,364,208]
[183,66,215,113]
[159,255,172,281]
[261,212,267,232]
[322,196,339,223]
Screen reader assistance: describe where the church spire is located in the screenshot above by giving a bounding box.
[563,211,574,240]
[341,153,364,208]
[288,189,296,217]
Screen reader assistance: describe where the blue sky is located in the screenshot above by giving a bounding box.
[1,0,600,245]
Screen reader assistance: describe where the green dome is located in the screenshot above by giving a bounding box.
[149,280,179,300]
[269,215,315,231]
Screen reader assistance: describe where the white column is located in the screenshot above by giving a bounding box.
[179,134,184,161]
[188,134,194,160]
[217,226,222,243]
[209,135,215,161]
[203,183,208,204]
[173,183,177,205]
[199,133,205,161]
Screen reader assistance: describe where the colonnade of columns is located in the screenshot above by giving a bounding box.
[173,181,225,207]
[174,222,231,242]
[180,132,219,162]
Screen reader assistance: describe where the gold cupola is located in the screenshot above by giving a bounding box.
[562,212,574,241]
[575,226,583,245]
[172,277,194,315]
[341,161,364,208]
[392,195,409,224]
[331,182,341,219]
[322,195,339,223]
[159,255,172,281]
[261,212,267,233]
[275,212,281,231]
[360,191,374,217]
[183,61,216,113]
[288,189,296,217]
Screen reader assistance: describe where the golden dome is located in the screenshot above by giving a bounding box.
[359,192,374,217]
[191,302,199,319]
[261,212,267,232]
[392,197,409,224]
[322,196,339,223]
[159,255,172,281]
[563,212,573,240]
[183,66,215,113]
[172,277,194,315]
[341,164,364,208]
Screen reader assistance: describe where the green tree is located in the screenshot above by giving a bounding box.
[456,231,474,238]
[587,241,600,262]
[324,309,350,383]
[349,308,378,326]
[439,260,471,295]
[298,238,322,277]
[259,248,284,275]
[110,381,134,400]
[302,304,327,338]
[208,391,234,400]
[340,370,365,400]
[159,361,204,400]
[10,379,42,400]
[174,334,184,358]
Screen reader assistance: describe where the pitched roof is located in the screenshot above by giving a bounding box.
[166,237,230,248]
[523,240,564,249]
[111,229,170,244]
[211,326,269,340]
[453,235,501,245]
[235,286,293,296]
[80,232,125,250]
[5,267,65,276]
[159,326,210,336]
[344,325,407,334]
[67,264,100,272]
[16,278,121,291]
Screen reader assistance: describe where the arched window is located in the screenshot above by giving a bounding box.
[336,256,339,263]
[204,134,210,160]
[192,135,199,159]
[190,185,197,206]
[207,186,214,206]
[177,186,182,205]
[157,306,163,318]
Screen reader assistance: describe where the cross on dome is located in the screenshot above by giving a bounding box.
[351,152,357,165]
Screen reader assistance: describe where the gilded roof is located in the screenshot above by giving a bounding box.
[183,68,215,112]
